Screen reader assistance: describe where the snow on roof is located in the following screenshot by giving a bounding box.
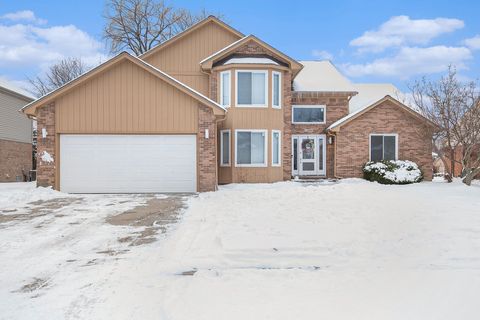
[293,60,356,92]
[223,57,279,65]
[0,78,35,100]
[349,83,403,113]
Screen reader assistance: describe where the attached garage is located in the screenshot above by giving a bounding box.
[60,135,196,193]
[23,53,226,193]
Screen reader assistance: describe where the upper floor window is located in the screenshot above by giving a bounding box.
[236,70,268,107]
[370,134,398,162]
[272,71,281,109]
[220,71,231,107]
[292,105,326,124]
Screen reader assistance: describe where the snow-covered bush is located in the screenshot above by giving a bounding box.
[363,160,423,185]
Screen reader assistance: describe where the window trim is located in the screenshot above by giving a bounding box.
[220,129,231,167]
[271,130,281,166]
[292,105,326,124]
[234,129,268,167]
[369,133,399,161]
[235,70,269,108]
[272,71,282,109]
[219,70,231,107]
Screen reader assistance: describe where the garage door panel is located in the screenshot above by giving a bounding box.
[60,135,196,193]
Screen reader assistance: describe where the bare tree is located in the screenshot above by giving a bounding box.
[410,66,480,185]
[103,0,216,56]
[28,58,86,97]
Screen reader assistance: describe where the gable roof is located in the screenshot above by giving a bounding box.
[140,16,244,60]
[22,52,226,117]
[293,60,356,92]
[0,78,35,101]
[200,35,304,76]
[327,95,437,132]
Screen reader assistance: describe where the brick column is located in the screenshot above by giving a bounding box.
[282,71,293,180]
[36,103,56,188]
[198,104,217,192]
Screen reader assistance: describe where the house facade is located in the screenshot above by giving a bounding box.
[0,81,34,182]
[23,16,434,193]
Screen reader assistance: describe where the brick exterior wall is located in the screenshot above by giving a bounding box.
[0,139,32,182]
[284,92,351,179]
[335,99,433,180]
[36,103,56,188]
[198,104,218,191]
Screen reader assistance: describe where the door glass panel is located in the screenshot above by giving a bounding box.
[301,139,315,159]
[318,138,324,171]
[302,162,315,171]
[293,138,298,171]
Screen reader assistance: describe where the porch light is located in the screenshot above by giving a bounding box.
[205,129,209,139]
[328,136,333,144]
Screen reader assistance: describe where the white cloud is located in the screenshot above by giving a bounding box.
[350,16,464,53]
[0,13,108,71]
[1,10,47,25]
[312,50,333,60]
[341,46,472,79]
[464,35,480,50]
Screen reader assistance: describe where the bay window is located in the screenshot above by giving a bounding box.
[220,71,231,107]
[272,71,281,108]
[236,70,268,107]
[272,130,281,166]
[235,130,267,167]
[370,134,398,161]
[220,130,230,166]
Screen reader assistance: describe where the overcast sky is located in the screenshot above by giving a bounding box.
[0,0,479,92]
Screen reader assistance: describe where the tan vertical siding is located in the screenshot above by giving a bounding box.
[56,60,199,134]
[143,21,241,95]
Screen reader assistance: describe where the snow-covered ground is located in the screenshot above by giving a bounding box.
[1,179,480,319]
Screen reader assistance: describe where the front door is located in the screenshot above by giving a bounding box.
[299,137,316,175]
[293,135,326,176]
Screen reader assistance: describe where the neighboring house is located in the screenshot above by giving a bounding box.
[0,80,34,182]
[22,16,435,193]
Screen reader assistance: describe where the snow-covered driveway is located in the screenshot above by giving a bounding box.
[1,180,480,319]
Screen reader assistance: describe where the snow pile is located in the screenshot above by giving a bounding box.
[0,182,69,213]
[40,151,54,164]
[363,160,423,184]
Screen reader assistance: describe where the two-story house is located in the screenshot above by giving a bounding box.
[0,80,34,182]
[22,16,435,193]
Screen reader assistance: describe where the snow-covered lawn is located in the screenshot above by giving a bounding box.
[1,179,480,319]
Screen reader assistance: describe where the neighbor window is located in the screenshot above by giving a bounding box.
[220,130,231,166]
[370,134,398,161]
[272,71,281,108]
[220,71,231,107]
[272,130,281,166]
[235,130,267,166]
[236,70,268,106]
[292,105,326,123]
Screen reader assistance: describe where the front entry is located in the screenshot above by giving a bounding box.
[292,135,326,176]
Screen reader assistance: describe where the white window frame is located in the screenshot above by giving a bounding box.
[369,133,399,161]
[234,129,268,167]
[272,71,282,109]
[292,105,326,124]
[235,70,269,108]
[220,129,231,167]
[220,70,231,107]
[271,130,281,166]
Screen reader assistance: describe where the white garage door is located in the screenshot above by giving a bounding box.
[60,135,196,193]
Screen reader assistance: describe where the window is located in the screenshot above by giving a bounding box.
[292,105,326,124]
[272,130,281,166]
[220,71,231,107]
[272,71,281,108]
[220,130,230,166]
[235,130,267,167]
[370,134,398,161]
[236,70,268,107]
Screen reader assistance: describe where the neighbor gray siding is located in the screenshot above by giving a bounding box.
[0,88,33,143]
